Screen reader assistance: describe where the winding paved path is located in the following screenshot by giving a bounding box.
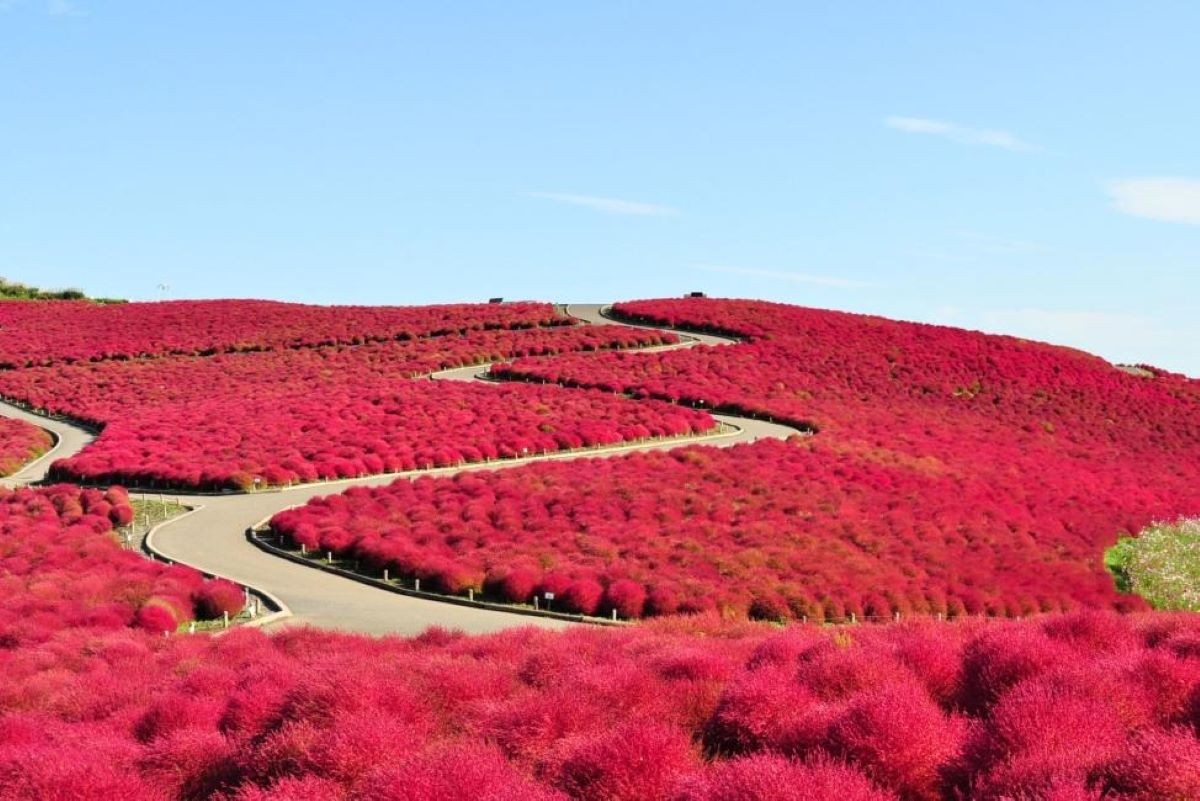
[0,402,95,488]
[0,303,800,635]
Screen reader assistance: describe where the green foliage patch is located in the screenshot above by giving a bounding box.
[1106,518,1200,611]
[0,276,122,303]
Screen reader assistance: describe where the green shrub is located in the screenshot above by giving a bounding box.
[0,277,114,302]
[1107,519,1200,611]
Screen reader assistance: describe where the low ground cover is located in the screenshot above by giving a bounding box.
[0,297,1197,799]
[270,437,1145,619]
[48,380,713,491]
[476,297,1200,617]
[0,298,572,368]
[0,484,241,638]
[0,323,691,491]
[2,609,1199,800]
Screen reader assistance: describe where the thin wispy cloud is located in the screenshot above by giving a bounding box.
[528,192,679,217]
[907,249,972,264]
[1107,177,1200,225]
[692,264,876,289]
[47,0,84,16]
[0,0,85,14]
[885,116,1037,152]
[949,229,1049,254]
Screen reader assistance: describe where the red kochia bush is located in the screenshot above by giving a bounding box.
[561,578,605,616]
[134,601,184,634]
[1102,727,1200,800]
[0,483,248,639]
[2,607,1200,798]
[827,681,966,801]
[487,563,542,604]
[604,579,647,619]
[702,665,831,756]
[0,320,693,491]
[673,754,899,801]
[0,298,572,368]
[136,727,241,800]
[957,625,1077,714]
[362,743,568,801]
[108,501,134,527]
[548,723,700,801]
[270,427,1164,621]
[479,297,1200,618]
[967,677,1130,797]
[192,578,246,620]
[0,417,52,477]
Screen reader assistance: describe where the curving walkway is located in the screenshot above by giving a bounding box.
[0,303,802,636]
[567,303,740,347]
[0,401,95,488]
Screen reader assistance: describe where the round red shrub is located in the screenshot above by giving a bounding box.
[0,742,162,801]
[108,503,134,527]
[748,591,790,621]
[360,742,566,801]
[1041,611,1139,654]
[889,629,965,706]
[702,666,833,757]
[192,579,246,620]
[1103,727,1200,801]
[561,579,604,616]
[229,776,349,801]
[539,572,573,600]
[137,727,241,799]
[550,722,698,801]
[969,676,1129,796]
[796,641,915,702]
[827,680,965,801]
[646,584,682,616]
[605,580,647,619]
[489,564,541,604]
[135,600,182,634]
[958,625,1075,714]
[281,710,426,790]
[673,754,898,801]
[133,694,226,742]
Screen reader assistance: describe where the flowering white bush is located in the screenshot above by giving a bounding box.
[1111,519,1200,611]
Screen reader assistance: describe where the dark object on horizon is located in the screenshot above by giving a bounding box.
[687,291,706,298]
[489,297,504,304]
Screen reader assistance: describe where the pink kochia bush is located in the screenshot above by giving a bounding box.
[0,417,52,477]
[45,381,709,492]
[0,320,689,491]
[0,484,241,638]
[472,297,1200,617]
[192,578,247,620]
[270,433,1161,620]
[2,612,1200,799]
[0,298,572,368]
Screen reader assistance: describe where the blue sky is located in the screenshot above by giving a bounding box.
[2,2,1198,374]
